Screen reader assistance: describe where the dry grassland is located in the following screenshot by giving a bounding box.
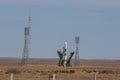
[0,58,120,80]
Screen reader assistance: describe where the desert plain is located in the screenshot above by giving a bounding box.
[0,58,120,80]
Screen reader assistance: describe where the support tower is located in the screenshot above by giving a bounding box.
[22,16,31,65]
[75,36,80,66]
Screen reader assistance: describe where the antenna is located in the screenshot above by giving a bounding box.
[21,16,31,65]
[75,36,80,66]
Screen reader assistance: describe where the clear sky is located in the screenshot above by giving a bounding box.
[0,0,120,59]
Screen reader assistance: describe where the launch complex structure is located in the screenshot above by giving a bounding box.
[57,39,80,67]
[57,42,74,67]
[74,36,80,66]
[21,16,80,66]
[21,16,31,65]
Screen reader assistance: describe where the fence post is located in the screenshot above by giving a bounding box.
[10,73,14,80]
[93,73,96,80]
[53,73,55,80]
[49,73,56,80]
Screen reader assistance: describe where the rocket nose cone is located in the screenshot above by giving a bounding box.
[64,41,67,49]
[64,41,67,45]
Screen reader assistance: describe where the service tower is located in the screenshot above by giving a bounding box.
[75,36,80,66]
[22,16,31,65]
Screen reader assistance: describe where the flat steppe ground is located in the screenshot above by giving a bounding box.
[0,58,120,80]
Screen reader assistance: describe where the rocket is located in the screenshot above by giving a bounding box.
[63,41,67,55]
[57,41,74,67]
[64,41,67,50]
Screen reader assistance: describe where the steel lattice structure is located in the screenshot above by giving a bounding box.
[22,16,31,65]
[75,36,80,66]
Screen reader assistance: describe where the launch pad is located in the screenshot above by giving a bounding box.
[57,42,74,67]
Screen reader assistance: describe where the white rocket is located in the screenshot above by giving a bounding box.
[64,41,67,50]
[57,41,74,67]
[63,41,68,67]
[63,41,67,54]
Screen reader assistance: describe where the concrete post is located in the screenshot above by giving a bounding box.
[53,74,55,80]
[93,73,96,80]
[10,73,13,80]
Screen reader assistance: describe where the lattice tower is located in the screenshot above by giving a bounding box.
[75,36,80,66]
[22,16,31,65]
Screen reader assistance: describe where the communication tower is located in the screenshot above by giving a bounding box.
[75,36,80,66]
[22,16,31,65]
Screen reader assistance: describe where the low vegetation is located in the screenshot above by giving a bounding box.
[0,59,120,80]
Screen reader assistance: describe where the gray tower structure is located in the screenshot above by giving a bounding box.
[75,36,80,66]
[22,16,31,65]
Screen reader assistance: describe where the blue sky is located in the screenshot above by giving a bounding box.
[0,0,120,59]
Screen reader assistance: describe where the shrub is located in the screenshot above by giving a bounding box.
[6,68,21,74]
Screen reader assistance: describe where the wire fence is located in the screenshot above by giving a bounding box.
[0,73,120,80]
[0,73,92,80]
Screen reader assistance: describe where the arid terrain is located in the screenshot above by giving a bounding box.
[0,58,120,80]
